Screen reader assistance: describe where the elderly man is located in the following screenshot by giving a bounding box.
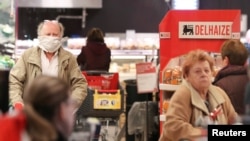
[9,20,87,110]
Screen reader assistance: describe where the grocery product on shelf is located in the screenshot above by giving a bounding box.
[162,99,170,114]
[0,55,15,69]
[163,66,182,85]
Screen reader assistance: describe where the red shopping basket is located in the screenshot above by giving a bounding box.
[82,71,119,90]
[77,71,123,117]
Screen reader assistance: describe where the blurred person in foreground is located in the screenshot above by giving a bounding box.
[213,39,249,115]
[0,75,75,141]
[77,27,111,72]
[159,49,238,141]
[244,29,250,53]
[9,20,87,110]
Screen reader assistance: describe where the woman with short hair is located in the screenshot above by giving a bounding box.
[159,49,238,141]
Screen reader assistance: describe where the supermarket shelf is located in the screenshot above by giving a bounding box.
[111,49,157,56]
[112,56,145,59]
[15,48,157,58]
[64,48,81,55]
[64,48,157,56]
[112,56,158,59]
[159,83,179,91]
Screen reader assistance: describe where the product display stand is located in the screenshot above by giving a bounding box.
[158,9,241,133]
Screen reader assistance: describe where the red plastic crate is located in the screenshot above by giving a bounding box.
[82,71,119,90]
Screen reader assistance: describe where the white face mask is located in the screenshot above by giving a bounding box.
[38,36,62,53]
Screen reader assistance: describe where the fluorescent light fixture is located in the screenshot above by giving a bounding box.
[172,0,199,10]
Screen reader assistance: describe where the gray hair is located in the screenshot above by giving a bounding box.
[37,20,64,37]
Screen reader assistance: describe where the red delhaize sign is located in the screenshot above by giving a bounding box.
[179,22,233,39]
[159,10,241,70]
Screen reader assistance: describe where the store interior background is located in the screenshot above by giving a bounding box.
[14,0,250,81]
[1,0,250,141]
[17,0,250,39]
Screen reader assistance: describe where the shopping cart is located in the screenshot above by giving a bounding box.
[76,71,124,118]
[74,71,125,141]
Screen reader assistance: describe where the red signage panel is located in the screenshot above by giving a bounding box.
[159,10,241,70]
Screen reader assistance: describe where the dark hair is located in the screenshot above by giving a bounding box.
[220,39,248,66]
[182,49,214,78]
[23,75,71,141]
[86,27,104,43]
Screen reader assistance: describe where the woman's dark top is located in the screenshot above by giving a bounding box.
[77,41,111,71]
[213,65,249,115]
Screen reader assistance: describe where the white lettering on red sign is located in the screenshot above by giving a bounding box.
[179,22,236,39]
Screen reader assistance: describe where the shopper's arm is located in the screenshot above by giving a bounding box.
[218,87,238,124]
[69,55,88,109]
[9,56,26,106]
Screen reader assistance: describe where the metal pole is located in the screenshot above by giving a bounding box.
[144,94,148,141]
